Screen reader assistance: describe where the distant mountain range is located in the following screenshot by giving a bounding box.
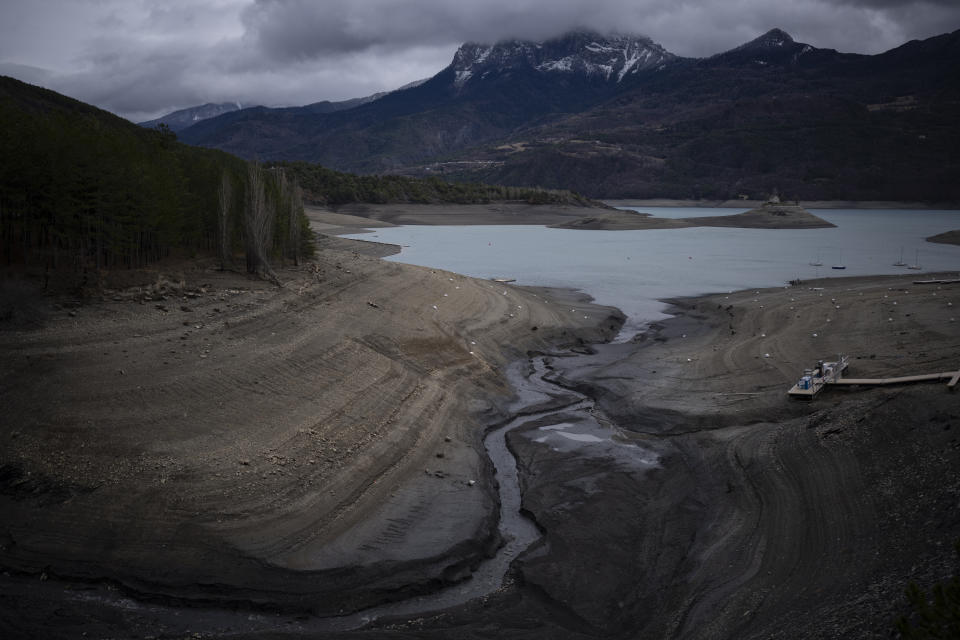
[137,88,401,132]
[139,102,246,132]
[175,28,960,202]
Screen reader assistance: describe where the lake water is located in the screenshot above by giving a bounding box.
[344,208,960,336]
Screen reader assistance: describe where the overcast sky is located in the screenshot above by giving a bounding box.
[1,0,958,122]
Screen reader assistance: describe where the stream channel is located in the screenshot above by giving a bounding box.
[309,353,597,632]
[50,349,611,636]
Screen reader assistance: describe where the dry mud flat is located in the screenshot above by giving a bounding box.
[433,273,960,639]
[2,240,959,639]
[337,274,959,640]
[0,239,622,637]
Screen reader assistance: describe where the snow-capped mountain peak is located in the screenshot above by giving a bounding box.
[450,31,677,88]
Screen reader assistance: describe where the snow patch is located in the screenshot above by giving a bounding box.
[538,58,574,73]
[455,69,473,87]
[586,42,614,53]
[477,48,491,64]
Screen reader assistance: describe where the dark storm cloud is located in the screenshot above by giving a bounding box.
[241,0,960,60]
[835,0,956,6]
[241,0,612,58]
[1,0,958,121]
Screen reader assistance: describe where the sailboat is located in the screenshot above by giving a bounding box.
[907,249,922,270]
[893,246,907,267]
[809,249,823,267]
[831,250,846,270]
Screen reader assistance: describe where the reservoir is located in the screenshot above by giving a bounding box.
[345,208,960,336]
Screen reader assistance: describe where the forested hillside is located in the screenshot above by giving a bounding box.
[0,76,312,280]
[275,161,597,207]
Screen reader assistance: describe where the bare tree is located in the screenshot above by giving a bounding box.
[273,169,304,266]
[287,176,303,266]
[243,162,280,283]
[275,168,291,261]
[217,169,232,270]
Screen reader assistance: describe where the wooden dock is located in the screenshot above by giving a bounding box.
[832,372,957,386]
[787,356,848,398]
[788,354,959,398]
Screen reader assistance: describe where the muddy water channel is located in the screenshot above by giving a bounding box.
[311,353,624,629]
[28,349,638,637]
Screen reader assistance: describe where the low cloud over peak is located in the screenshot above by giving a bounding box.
[1,0,957,121]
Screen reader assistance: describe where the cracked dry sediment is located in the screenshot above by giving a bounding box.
[0,236,623,631]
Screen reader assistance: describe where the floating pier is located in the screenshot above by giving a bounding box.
[787,355,849,398]
[788,354,959,399]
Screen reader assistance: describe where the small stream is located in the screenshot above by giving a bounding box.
[306,354,594,630]
[50,353,600,636]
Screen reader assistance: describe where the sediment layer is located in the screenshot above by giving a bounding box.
[0,239,622,616]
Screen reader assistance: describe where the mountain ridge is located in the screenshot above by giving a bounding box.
[176,28,960,201]
[138,102,246,131]
[450,30,678,89]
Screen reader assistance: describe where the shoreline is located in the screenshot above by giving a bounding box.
[2,227,958,637]
[605,198,960,210]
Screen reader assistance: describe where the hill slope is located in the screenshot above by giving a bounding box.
[424,29,960,201]
[0,76,310,277]
[178,31,681,173]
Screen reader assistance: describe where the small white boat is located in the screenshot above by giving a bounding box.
[809,248,823,267]
[907,249,922,270]
[893,246,906,267]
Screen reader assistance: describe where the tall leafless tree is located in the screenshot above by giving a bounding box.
[287,176,303,266]
[243,162,280,283]
[217,169,232,270]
